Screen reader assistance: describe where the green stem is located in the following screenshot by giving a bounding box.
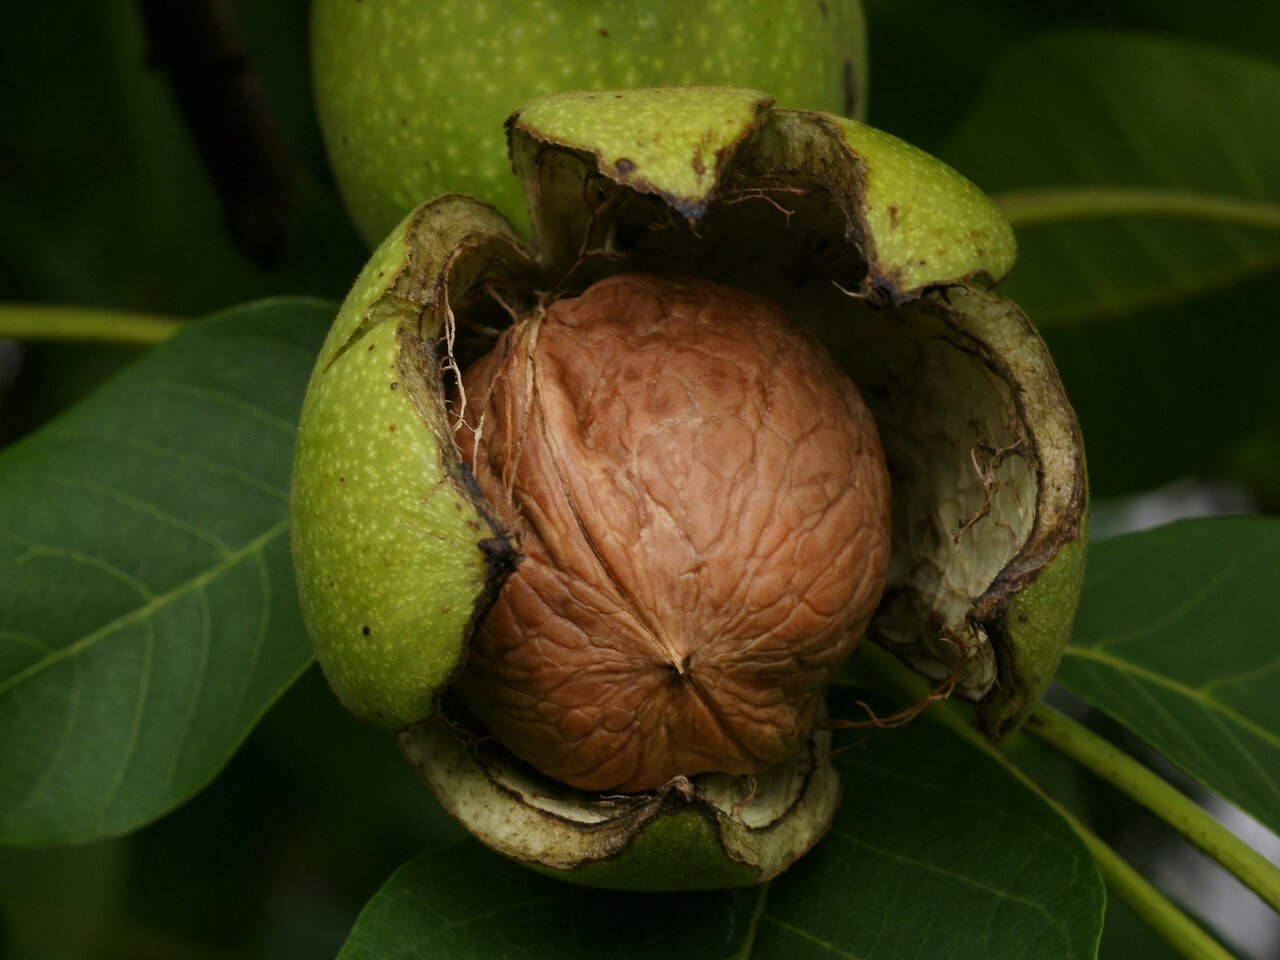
[1000,749,1236,960]
[849,643,984,746]
[0,304,183,347]
[733,882,771,960]
[849,644,1239,960]
[993,187,1280,232]
[1025,704,1280,914]
[1071,807,1235,960]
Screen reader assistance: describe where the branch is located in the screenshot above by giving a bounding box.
[1068,803,1235,960]
[137,0,298,268]
[850,643,1240,960]
[1025,704,1280,914]
[0,304,182,347]
[994,187,1280,232]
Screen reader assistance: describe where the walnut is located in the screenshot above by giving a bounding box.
[292,89,1088,886]
[453,273,891,792]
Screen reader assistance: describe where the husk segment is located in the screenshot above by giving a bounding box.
[504,88,1085,737]
[292,87,1087,889]
[399,706,840,890]
[291,196,537,730]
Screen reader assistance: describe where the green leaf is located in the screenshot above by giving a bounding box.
[0,297,331,844]
[942,31,1280,325]
[1121,0,1280,66]
[1057,516,1280,837]
[1039,272,1280,494]
[338,692,1103,960]
[940,32,1280,494]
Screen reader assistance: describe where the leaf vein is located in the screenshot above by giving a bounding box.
[839,758,1078,855]
[827,827,1070,942]
[104,617,154,809]
[759,916,865,959]
[8,541,154,600]
[1086,560,1239,652]
[34,473,232,554]
[1064,646,1280,749]
[0,520,289,699]
[148,380,297,434]
[0,631,52,653]
[45,430,288,502]
[164,586,213,792]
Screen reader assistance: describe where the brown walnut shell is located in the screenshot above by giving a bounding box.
[453,273,892,792]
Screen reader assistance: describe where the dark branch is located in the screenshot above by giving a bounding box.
[138,0,298,268]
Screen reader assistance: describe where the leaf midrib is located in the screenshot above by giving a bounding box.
[0,518,290,698]
[1062,645,1280,750]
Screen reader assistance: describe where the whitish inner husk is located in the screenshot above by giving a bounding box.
[436,699,829,830]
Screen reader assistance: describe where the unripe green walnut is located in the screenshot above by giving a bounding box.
[311,0,869,242]
[290,88,1087,889]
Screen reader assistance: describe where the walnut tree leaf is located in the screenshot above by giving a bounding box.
[0,297,331,843]
[337,694,1103,960]
[1057,516,1280,837]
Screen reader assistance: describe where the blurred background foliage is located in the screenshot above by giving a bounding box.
[0,1,1275,958]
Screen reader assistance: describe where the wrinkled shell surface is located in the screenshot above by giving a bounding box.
[453,274,891,792]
